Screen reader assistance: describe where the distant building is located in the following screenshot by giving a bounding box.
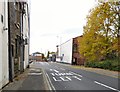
[48,52,56,62]
[30,52,44,62]
[57,35,85,65]
[72,35,85,65]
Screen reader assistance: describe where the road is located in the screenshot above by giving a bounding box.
[31,61,119,91]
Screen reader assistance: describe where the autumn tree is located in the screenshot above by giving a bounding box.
[79,1,120,62]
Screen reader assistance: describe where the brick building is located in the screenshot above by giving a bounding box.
[29,52,44,62]
[72,35,85,65]
[57,35,85,65]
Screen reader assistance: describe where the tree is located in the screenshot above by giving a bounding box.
[79,1,120,62]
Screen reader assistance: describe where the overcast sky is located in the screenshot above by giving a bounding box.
[30,0,97,55]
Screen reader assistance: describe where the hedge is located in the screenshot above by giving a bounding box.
[85,58,120,71]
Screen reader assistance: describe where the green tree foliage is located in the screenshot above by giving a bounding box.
[79,2,120,62]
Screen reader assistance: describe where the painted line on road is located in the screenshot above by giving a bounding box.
[50,69,59,73]
[50,69,53,71]
[46,72,56,91]
[69,71,83,77]
[54,69,59,73]
[66,76,72,81]
[53,77,61,81]
[51,73,55,76]
[30,69,41,72]
[28,73,42,75]
[60,77,69,81]
[73,76,81,81]
[94,81,120,92]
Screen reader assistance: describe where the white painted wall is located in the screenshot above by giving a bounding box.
[0,2,3,89]
[2,1,9,87]
[23,4,29,69]
[60,39,73,64]
[0,1,9,89]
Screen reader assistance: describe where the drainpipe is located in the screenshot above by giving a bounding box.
[20,2,24,73]
[8,2,13,82]
[27,3,30,68]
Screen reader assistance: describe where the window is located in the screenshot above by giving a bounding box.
[73,44,78,52]
[15,39,18,57]
[1,14,3,23]
[11,45,14,57]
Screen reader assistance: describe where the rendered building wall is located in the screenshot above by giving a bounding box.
[60,39,73,64]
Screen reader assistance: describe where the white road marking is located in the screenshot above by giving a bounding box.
[57,73,65,76]
[51,73,55,76]
[28,73,42,75]
[73,76,81,81]
[70,71,83,77]
[45,73,56,91]
[94,81,120,92]
[54,69,59,73]
[50,69,53,71]
[51,73,73,76]
[66,76,72,81]
[50,69,59,73]
[66,73,73,76]
[30,69,41,72]
[60,77,69,81]
[53,77,61,81]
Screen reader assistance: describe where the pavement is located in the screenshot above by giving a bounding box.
[2,63,50,91]
[1,61,119,91]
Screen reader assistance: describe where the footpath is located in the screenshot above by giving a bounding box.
[2,63,49,91]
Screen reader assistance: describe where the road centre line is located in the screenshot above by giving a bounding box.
[69,71,83,77]
[94,81,120,92]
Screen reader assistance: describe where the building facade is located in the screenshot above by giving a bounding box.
[29,52,44,62]
[72,36,85,65]
[8,1,30,81]
[0,0,30,89]
[0,0,9,89]
[59,39,73,64]
[57,35,85,65]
